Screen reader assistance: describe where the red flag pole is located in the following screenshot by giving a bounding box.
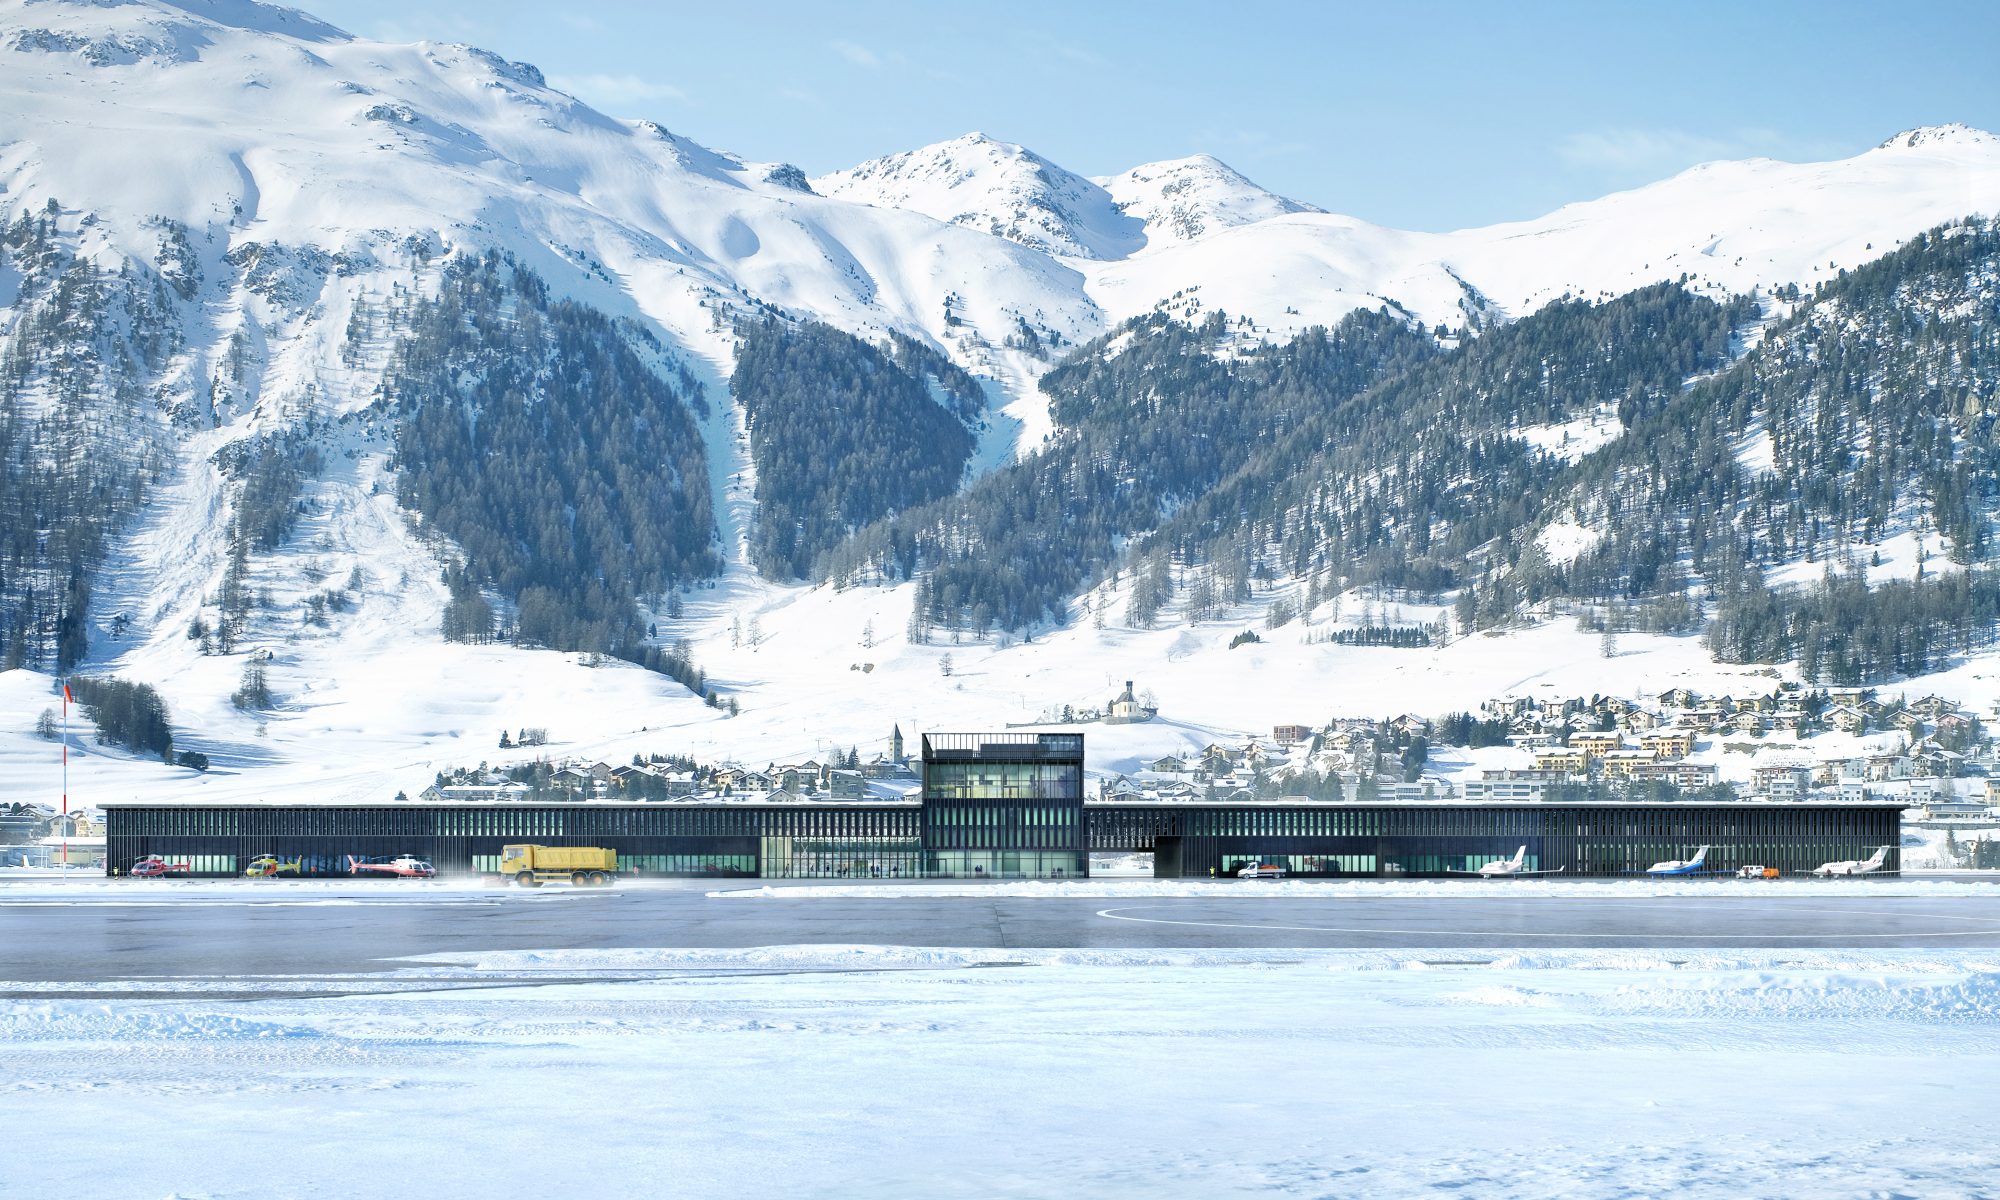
[60,680,69,869]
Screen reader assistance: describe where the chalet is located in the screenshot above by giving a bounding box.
[823,769,866,800]
[714,767,774,794]
[1910,694,1958,720]
[1728,710,1769,736]
[1827,687,1876,707]
[1936,712,1977,738]
[1390,714,1431,738]
[551,766,595,789]
[1770,709,1812,736]
[1148,755,1189,774]
[609,764,656,787]
[1825,705,1869,734]
[1621,708,1662,733]
[1101,776,1147,802]
[1658,688,1698,710]
[1686,706,1729,731]
[1889,710,1928,735]
[1507,732,1560,751]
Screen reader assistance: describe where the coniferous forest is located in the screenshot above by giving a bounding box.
[389,253,719,658]
[731,319,978,579]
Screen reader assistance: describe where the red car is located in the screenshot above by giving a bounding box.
[129,855,191,878]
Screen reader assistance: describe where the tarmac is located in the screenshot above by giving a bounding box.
[4,877,2000,992]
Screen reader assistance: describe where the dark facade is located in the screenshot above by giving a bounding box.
[1089,802,1904,878]
[921,732,1087,878]
[100,733,1902,880]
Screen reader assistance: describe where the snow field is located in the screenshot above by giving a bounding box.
[4,946,2000,1197]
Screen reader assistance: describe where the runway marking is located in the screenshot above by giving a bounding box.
[1093,904,2000,940]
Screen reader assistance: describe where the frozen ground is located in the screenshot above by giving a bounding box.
[3,946,1998,1198]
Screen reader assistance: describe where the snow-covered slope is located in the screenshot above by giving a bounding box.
[3,0,2000,810]
[0,0,1099,394]
[1085,124,2000,337]
[813,135,1322,261]
[1096,153,1323,248]
[814,132,1145,260]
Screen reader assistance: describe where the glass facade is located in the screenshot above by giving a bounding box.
[1093,803,1904,878]
[921,733,1086,878]
[98,736,1901,882]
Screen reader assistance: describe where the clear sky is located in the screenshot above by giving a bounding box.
[300,0,2000,231]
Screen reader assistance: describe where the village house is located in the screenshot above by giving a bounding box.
[1534,749,1589,775]
[1272,724,1311,746]
[1825,704,1869,734]
[1598,748,1660,778]
[1567,731,1625,757]
[1752,764,1813,802]
[1638,729,1697,758]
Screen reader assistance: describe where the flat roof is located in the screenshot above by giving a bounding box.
[98,798,1907,812]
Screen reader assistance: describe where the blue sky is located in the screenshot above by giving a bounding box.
[304,0,2000,231]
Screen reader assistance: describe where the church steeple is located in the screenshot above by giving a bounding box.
[890,724,905,764]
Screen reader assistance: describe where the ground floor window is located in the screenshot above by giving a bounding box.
[927,850,1082,879]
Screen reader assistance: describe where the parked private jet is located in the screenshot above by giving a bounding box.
[1645,846,1711,876]
[1812,846,1891,877]
[1447,846,1566,878]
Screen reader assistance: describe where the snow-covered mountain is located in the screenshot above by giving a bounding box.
[3,0,2000,808]
[813,132,1146,260]
[1096,154,1323,248]
[813,134,1320,260]
[1085,123,2000,338]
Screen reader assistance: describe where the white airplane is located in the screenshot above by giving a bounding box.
[1645,846,1711,876]
[1447,846,1565,877]
[1813,846,1891,877]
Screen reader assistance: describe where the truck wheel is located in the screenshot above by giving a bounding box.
[572,872,587,886]
[517,873,538,888]
[590,871,609,885]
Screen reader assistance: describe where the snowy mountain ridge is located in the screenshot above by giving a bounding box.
[3,0,2000,808]
[813,133,1321,260]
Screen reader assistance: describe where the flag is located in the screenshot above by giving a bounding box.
[62,682,73,704]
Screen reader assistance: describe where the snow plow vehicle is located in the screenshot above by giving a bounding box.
[498,844,617,887]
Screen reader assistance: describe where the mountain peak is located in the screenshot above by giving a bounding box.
[813,134,1144,259]
[1099,154,1321,248]
[1877,123,1998,151]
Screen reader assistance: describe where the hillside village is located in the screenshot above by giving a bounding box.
[8,684,2000,872]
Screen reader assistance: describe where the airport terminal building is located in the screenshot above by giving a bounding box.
[103,732,1903,879]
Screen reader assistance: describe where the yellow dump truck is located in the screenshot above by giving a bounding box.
[498,844,618,887]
